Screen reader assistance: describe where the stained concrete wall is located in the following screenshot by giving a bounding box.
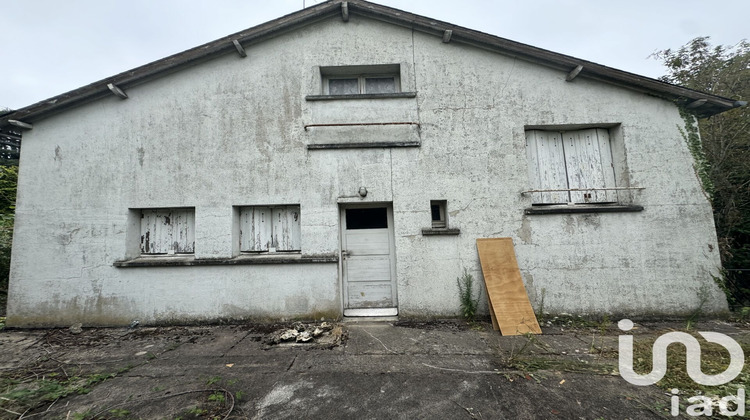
[7,15,727,327]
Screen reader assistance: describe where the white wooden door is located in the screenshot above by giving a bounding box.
[341,206,398,316]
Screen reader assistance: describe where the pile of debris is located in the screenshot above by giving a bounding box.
[264,321,344,346]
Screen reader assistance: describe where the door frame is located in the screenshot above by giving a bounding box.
[339,202,398,316]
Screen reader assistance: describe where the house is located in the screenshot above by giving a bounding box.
[2,0,743,327]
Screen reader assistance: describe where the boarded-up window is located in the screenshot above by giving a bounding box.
[140,208,195,254]
[239,205,301,252]
[525,128,617,204]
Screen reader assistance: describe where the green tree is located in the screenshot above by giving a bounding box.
[0,109,21,166]
[0,165,17,214]
[653,37,750,304]
[0,166,15,313]
[0,166,18,316]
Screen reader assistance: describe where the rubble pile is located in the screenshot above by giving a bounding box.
[264,321,344,346]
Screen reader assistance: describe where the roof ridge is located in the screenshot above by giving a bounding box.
[0,0,742,128]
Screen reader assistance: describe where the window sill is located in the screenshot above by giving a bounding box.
[524,204,644,215]
[113,253,338,267]
[421,228,461,236]
[305,92,417,101]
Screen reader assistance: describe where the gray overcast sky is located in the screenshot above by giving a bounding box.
[1,0,748,110]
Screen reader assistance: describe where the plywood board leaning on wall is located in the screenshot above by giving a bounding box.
[477,238,542,336]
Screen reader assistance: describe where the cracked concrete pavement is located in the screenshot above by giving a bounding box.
[1,319,748,419]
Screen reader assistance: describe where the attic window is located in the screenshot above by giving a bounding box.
[321,64,400,95]
[328,76,397,95]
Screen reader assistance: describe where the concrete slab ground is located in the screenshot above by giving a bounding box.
[0,319,747,419]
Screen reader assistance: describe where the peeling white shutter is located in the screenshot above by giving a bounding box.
[596,128,618,202]
[563,129,617,203]
[245,206,272,252]
[272,206,301,251]
[526,130,569,203]
[240,205,301,252]
[141,210,158,253]
[140,208,195,254]
[172,209,195,253]
[240,207,269,252]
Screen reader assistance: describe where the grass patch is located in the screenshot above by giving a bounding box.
[175,389,236,420]
[0,352,136,418]
[540,313,611,330]
[630,335,750,397]
[499,332,617,376]
[506,356,612,375]
[0,369,125,416]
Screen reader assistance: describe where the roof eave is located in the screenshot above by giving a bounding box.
[0,0,742,129]
[344,1,740,118]
[0,1,341,128]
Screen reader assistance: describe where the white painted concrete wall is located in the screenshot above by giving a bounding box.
[7,15,727,327]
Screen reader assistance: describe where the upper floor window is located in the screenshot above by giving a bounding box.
[321,64,400,96]
[525,128,617,204]
[327,76,398,95]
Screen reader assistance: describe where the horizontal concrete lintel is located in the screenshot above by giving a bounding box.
[114,254,338,267]
[524,204,644,215]
[307,141,420,150]
[421,228,461,236]
[305,92,417,101]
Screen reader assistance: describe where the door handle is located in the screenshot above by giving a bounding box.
[341,250,350,258]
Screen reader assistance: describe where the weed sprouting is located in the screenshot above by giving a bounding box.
[597,314,611,334]
[108,408,131,417]
[71,410,91,420]
[208,391,226,403]
[205,376,222,386]
[535,288,546,322]
[0,364,133,416]
[457,268,479,322]
[187,406,208,416]
[686,284,711,330]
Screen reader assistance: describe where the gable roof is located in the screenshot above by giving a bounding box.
[1,0,744,130]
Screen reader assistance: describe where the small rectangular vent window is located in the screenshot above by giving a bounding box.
[431,200,447,228]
